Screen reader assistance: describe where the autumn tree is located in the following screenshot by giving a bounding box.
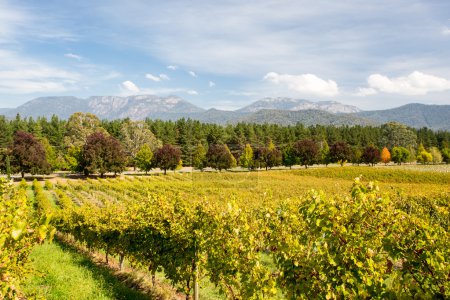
[380,147,391,165]
[10,131,50,177]
[416,144,432,164]
[239,143,254,170]
[154,144,182,175]
[206,144,237,171]
[361,145,380,166]
[256,140,282,170]
[391,146,410,165]
[192,143,207,171]
[329,141,352,166]
[294,139,319,169]
[135,144,153,174]
[82,132,127,177]
[429,147,442,164]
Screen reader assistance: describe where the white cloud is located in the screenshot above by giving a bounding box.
[167,65,178,70]
[146,73,170,82]
[120,80,140,94]
[263,72,339,97]
[187,90,198,95]
[64,53,82,61]
[188,71,197,78]
[209,81,215,87]
[0,49,80,94]
[159,74,170,81]
[366,71,450,95]
[145,73,161,82]
[355,87,377,97]
[442,27,450,36]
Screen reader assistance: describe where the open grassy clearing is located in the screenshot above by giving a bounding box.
[22,241,152,300]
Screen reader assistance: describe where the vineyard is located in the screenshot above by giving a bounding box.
[3,166,450,299]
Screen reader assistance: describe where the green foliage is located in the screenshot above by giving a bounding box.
[391,146,410,165]
[430,147,443,164]
[52,173,450,299]
[417,144,433,164]
[442,148,450,164]
[239,143,254,170]
[134,144,153,174]
[0,178,53,298]
[192,143,207,171]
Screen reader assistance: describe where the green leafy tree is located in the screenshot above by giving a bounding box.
[10,131,50,178]
[119,120,161,168]
[82,132,127,177]
[391,146,410,165]
[64,112,106,148]
[192,143,207,171]
[416,144,432,164]
[239,143,254,170]
[442,148,450,164]
[381,122,417,149]
[282,146,297,169]
[320,140,331,166]
[135,144,153,174]
[154,144,182,175]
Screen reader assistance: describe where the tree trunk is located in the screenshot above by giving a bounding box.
[164,168,167,175]
[105,251,109,264]
[21,171,24,178]
[119,254,125,270]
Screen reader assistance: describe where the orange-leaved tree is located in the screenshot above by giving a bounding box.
[380,147,391,165]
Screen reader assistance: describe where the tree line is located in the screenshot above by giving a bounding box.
[0,112,449,177]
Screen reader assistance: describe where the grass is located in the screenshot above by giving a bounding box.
[22,241,152,300]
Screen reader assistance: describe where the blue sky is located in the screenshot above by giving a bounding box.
[1,0,450,110]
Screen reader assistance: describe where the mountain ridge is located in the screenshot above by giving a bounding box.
[1,95,449,130]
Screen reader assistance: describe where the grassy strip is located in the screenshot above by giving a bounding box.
[21,241,158,300]
[288,166,450,184]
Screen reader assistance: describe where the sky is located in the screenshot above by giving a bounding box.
[1,0,450,110]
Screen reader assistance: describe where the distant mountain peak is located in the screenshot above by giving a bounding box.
[237,97,361,114]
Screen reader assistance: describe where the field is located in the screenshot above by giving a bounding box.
[22,165,450,299]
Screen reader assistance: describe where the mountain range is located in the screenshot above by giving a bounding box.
[1,95,449,130]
